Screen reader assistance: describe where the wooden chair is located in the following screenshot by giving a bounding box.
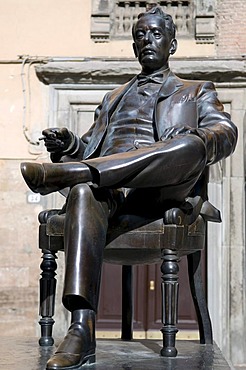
[38,189,221,357]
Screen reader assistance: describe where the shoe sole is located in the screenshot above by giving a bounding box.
[46,352,96,370]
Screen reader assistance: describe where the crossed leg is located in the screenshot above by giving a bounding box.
[21,134,206,195]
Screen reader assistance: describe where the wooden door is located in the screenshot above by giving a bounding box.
[96,252,206,332]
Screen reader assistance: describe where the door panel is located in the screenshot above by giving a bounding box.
[97,253,206,331]
[96,264,122,330]
[96,264,147,331]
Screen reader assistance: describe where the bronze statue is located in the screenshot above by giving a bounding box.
[21,6,237,370]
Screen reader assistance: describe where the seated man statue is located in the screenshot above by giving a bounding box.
[21,5,237,370]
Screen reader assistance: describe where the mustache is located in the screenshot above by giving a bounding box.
[140,46,156,55]
[141,46,155,52]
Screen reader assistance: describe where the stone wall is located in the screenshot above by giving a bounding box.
[216,0,246,57]
[0,159,41,336]
[0,1,246,367]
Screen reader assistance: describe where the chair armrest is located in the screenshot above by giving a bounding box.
[163,196,221,225]
[164,196,203,225]
[39,209,62,224]
[39,210,65,252]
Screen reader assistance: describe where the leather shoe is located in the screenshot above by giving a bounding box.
[21,162,61,195]
[46,309,96,370]
[20,162,92,195]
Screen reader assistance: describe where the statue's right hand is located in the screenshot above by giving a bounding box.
[40,127,73,153]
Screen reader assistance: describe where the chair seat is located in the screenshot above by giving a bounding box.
[39,212,206,265]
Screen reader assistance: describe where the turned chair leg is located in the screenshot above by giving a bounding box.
[121,265,133,340]
[39,249,57,346]
[187,251,213,344]
[160,249,179,357]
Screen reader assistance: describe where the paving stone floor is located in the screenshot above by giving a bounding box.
[0,337,233,370]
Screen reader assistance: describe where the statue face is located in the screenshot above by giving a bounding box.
[133,14,177,73]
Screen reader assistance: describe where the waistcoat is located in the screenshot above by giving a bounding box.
[100,81,161,156]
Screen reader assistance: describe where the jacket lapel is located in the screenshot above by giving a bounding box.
[107,76,138,116]
[155,72,184,138]
[158,71,183,99]
[83,76,137,159]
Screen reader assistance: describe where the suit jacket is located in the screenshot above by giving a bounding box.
[56,71,237,166]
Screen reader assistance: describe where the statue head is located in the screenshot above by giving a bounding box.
[132,6,177,73]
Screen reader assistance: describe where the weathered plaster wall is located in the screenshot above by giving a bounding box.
[0,0,215,60]
[0,1,245,367]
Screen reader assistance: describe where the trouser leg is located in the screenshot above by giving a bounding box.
[21,135,206,195]
[85,135,206,188]
[62,183,110,313]
[46,184,108,369]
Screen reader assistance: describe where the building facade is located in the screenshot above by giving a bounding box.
[0,0,246,366]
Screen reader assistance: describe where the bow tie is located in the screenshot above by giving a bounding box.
[137,72,164,87]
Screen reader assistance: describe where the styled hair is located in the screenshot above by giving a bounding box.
[132,6,176,40]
